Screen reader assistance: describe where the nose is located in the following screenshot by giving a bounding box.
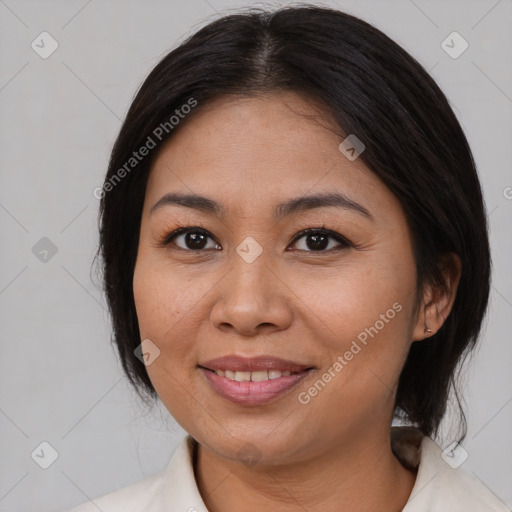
[209,251,293,337]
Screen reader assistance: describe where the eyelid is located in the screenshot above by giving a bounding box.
[160,225,218,249]
[289,227,352,248]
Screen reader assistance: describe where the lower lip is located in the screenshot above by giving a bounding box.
[199,367,312,406]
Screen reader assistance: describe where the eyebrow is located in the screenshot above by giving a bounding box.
[150,191,373,221]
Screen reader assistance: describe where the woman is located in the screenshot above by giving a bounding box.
[67,5,509,511]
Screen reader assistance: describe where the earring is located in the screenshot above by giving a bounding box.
[424,326,433,335]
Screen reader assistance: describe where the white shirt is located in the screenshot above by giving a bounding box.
[66,427,510,511]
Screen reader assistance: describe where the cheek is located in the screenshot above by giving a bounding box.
[133,254,209,338]
[132,256,204,416]
[300,258,413,337]
[133,261,167,337]
[292,268,415,431]
[292,252,416,388]
[132,253,220,396]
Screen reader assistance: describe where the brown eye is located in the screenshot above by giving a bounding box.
[163,227,221,251]
[289,228,351,252]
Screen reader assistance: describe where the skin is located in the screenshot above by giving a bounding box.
[133,91,461,512]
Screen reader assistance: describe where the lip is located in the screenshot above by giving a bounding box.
[199,355,314,373]
[199,366,314,406]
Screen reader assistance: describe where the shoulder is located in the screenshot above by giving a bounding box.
[64,468,167,512]
[392,427,510,512]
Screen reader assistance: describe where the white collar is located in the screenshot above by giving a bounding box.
[73,427,509,511]
[399,432,509,511]
[159,428,509,511]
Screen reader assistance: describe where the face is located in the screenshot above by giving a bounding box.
[133,92,422,465]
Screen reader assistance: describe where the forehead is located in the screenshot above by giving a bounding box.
[145,92,395,218]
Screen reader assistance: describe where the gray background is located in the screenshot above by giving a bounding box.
[0,0,511,510]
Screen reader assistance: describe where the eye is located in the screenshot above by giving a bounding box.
[288,228,351,253]
[162,227,221,251]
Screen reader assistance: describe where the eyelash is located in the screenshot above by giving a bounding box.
[157,223,352,254]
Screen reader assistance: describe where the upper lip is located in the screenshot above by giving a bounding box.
[199,355,314,373]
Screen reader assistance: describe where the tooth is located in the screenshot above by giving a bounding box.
[217,369,296,381]
[251,370,269,382]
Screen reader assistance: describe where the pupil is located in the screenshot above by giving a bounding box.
[307,233,328,250]
[186,232,207,250]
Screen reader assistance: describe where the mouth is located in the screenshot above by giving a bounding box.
[198,366,315,406]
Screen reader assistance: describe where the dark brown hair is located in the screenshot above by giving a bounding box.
[95,5,491,441]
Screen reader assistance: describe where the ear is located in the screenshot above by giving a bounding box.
[412,253,462,341]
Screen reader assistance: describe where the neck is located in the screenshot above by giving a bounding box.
[193,426,417,512]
